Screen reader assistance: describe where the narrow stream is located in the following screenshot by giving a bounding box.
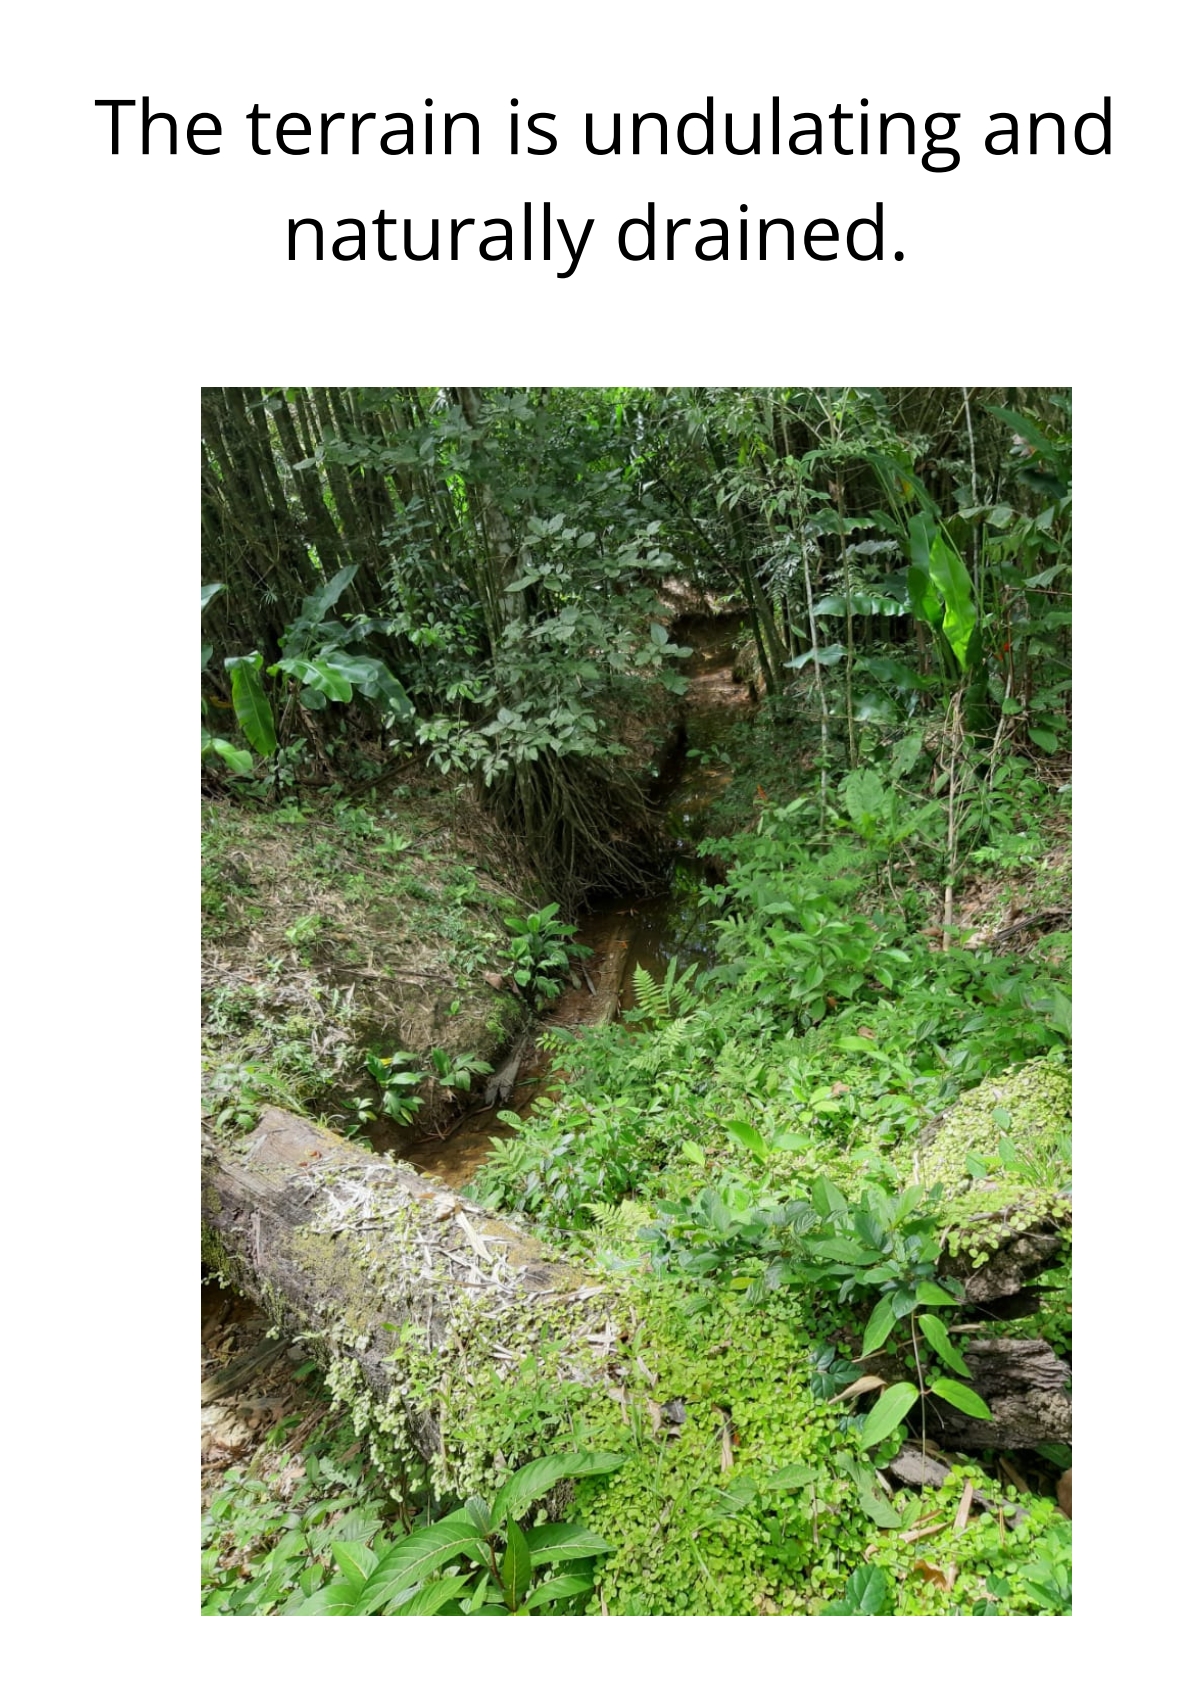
[400,616,752,1187]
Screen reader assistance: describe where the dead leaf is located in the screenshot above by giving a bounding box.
[856,1026,876,1039]
[482,971,505,990]
[830,1082,850,1097]
[998,1457,1030,1496]
[720,1424,734,1474]
[954,1479,975,1535]
[829,1374,887,1405]
[1056,1468,1072,1519]
[914,1560,957,1592]
[900,1521,948,1544]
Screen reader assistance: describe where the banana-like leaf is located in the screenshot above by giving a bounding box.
[928,534,977,671]
[224,653,277,757]
[907,514,944,628]
[201,731,254,776]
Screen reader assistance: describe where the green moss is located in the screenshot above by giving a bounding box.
[905,1057,1072,1199]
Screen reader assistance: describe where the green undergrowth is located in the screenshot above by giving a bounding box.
[201,783,531,1134]
[203,1276,1070,1616]
[203,747,1071,1617]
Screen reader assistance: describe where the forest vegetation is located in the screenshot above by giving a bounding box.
[201,386,1072,1616]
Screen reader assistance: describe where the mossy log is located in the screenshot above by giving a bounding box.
[867,1338,1071,1451]
[203,1107,1071,1470]
[201,1108,614,1470]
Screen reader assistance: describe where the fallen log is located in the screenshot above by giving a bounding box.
[203,1105,1071,1474]
[201,1108,616,1474]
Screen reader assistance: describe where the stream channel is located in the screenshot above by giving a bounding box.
[400,616,754,1187]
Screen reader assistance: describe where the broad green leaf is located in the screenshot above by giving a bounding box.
[821,1563,889,1615]
[353,1516,481,1615]
[524,1523,615,1566]
[861,1297,898,1357]
[680,1140,706,1169]
[649,621,669,646]
[787,641,846,670]
[489,1453,624,1528]
[907,514,944,628]
[837,1034,882,1055]
[930,1378,993,1419]
[1041,991,1072,1038]
[852,1564,890,1614]
[842,769,886,824]
[291,1580,360,1615]
[889,732,923,779]
[207,737,254,776]
[500,1517,533,1610]
[858,1487,901,1528]
[330,1540,377,1591]
[724,1116,768,1160]
[810,1175,848,1218]
[928,533,977,670]
[302,563,358,626]
[391,1576,469,1616]
[859,1381,919,1449]
[225,653,277,757]
[1028,726,1059,753]
[917,1313,972,1378]
[464,1496,492,1537]
[765,1463,817,1490]
[709,1476,759,1518]
[914,1281,958,1308]
[309,660,353,703]
[200,582,224,612]
[523,1574,595,1610]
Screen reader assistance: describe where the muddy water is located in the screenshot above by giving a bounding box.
[400,616,752,1187]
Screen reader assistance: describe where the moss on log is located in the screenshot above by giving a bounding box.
[201,1108,617,1482]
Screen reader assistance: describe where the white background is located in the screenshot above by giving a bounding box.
[6,0,1179,1666]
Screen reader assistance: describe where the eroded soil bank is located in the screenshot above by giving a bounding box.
[396,615,753,1185]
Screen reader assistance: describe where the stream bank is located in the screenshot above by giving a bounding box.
[399,615,752,1186]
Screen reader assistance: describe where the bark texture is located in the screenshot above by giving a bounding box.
[201,1108,607,1465]
[203,1109,1072,1461]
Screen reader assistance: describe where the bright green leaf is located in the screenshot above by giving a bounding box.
[929,1378,993,1419]
[489,1453,624,1529]
[859,1381,919,1449]
[225,653,277,757]
[861,1297,898,1357]
[523,1574,594,1610]
[917,1313,972,1378]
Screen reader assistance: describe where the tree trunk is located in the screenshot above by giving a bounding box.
[201,1109,609,1466]
[202,1110,1071,1462]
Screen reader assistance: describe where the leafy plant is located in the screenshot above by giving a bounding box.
[365,1050,424,1126]
[503,904,591,1006]
[428,1046,493,1098]
[820,1564,891,1616]
[290,1452,623,1615]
